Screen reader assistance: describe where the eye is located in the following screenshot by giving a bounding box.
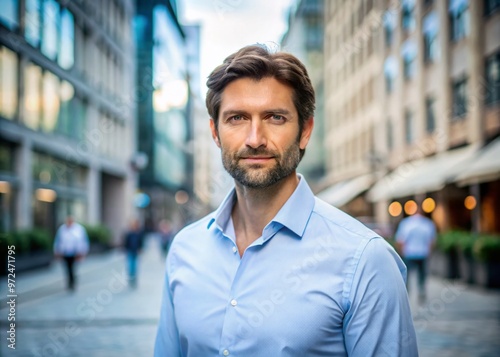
[228,115,243,122]
[269,114,287,123]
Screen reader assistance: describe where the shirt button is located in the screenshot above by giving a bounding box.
[223,349,230,356]
[232,246,237,253]
[230,299,237,307]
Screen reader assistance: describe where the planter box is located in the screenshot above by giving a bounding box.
[475,261,500,288]
[429,250,460,280]
[89,243,112,254]
[458,251,476,284]
[1,251,53,275]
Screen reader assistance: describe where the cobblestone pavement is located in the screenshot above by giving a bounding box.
[1,237,499,356]
[407,273,500,357]
[1,235,166,357]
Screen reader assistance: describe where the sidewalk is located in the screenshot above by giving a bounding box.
[1,234,166,357]
[408,272,500,357]
[1,238,499,356]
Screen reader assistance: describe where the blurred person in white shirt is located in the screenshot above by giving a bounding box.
[396,205,437,303]
[53,216,89,291]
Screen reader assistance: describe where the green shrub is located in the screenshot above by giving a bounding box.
[437,230,468,253]
[29,229,52,252]
[0,229,51,255]
[473,234,500,263]
[83,224,112,246]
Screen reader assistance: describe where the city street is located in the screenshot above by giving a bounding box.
[1,238,499,357]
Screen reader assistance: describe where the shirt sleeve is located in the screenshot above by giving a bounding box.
[154,260,181,357]
[53,227,61,254]
[343,238,418,356]
[80,226,90,256]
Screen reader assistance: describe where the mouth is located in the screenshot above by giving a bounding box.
[240,156,274,164]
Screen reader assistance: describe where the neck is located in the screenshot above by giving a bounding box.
[231,172,299,255]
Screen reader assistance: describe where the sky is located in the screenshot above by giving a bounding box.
[178,0,296,94]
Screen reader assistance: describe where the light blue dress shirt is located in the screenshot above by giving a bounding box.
[396,213,437,259]
[155,177,418,356]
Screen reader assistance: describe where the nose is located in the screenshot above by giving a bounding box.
[245,120,267,149]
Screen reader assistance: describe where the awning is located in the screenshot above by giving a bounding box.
[455,138,500,185]
[368,145,477,202]
[317,174,373,207]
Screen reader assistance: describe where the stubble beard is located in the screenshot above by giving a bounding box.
[221,141,301,189]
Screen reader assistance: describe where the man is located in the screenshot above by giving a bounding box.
[123,219,145,288]
[155,45,417,356]
[396,205,437,304]
[53,215,89,291]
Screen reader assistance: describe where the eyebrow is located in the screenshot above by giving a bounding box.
[221,108,292,117]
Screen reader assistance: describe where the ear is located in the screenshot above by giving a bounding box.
[299,117,314,150]
[209,118,221,148]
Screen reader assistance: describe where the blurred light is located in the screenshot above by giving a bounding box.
[422,197,436,213]
[153,79,188,112]
[0,181,11,194]
[35,188,57,202]
[464,195,477,210]
[404,200,418,215]
[175,190,189,205]
[388,201,402,217]
[60,80,74,101]
[134,192,150,208]
[39,170,51,183]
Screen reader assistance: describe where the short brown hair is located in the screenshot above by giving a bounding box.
[206,45,315,134]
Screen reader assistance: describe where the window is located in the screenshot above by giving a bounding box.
[405,110,414,144]
[449,0,469,41]
[485,52,500,105]
[426,97,436,133]
[402,40,417,80]
[387,119,394,150]
[383,10,396,47]
[452,78,468,118]
[58,9,74,69]
[24,62,42,130]
[25,0,41,47]
[42,0,60,60]
[485,0,500,16]
[0,0,19,30]
[402,0,416,32]
[0,46,18,120]
[423,11,439,63]
[42,71,60,133]
[384,56,398,93]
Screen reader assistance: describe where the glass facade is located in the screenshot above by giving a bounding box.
[24,62,43,130]
[42,0,59,60]
[33,152,86,188]
[426,97,436,133]
[22,62,85,139]
[0,0,19,30]
[423,11,439,63]
[0,46,18,120]
[405,110,414,144]
[25,0,42,48]
[485,52,500,106]
[452,78,468,118]
[449,0,469,41]
[59,8,75,70]
[151,4,189,188]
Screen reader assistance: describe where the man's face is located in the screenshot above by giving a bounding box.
[210,77,313,188]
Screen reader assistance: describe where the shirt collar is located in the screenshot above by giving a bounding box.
[207,174,315,239]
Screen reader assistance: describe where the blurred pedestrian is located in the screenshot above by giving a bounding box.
[53,215,89,291]
[158,219,174,257]
[123,219,144,288]
[396,205,437,304]
[154,45,418,356]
